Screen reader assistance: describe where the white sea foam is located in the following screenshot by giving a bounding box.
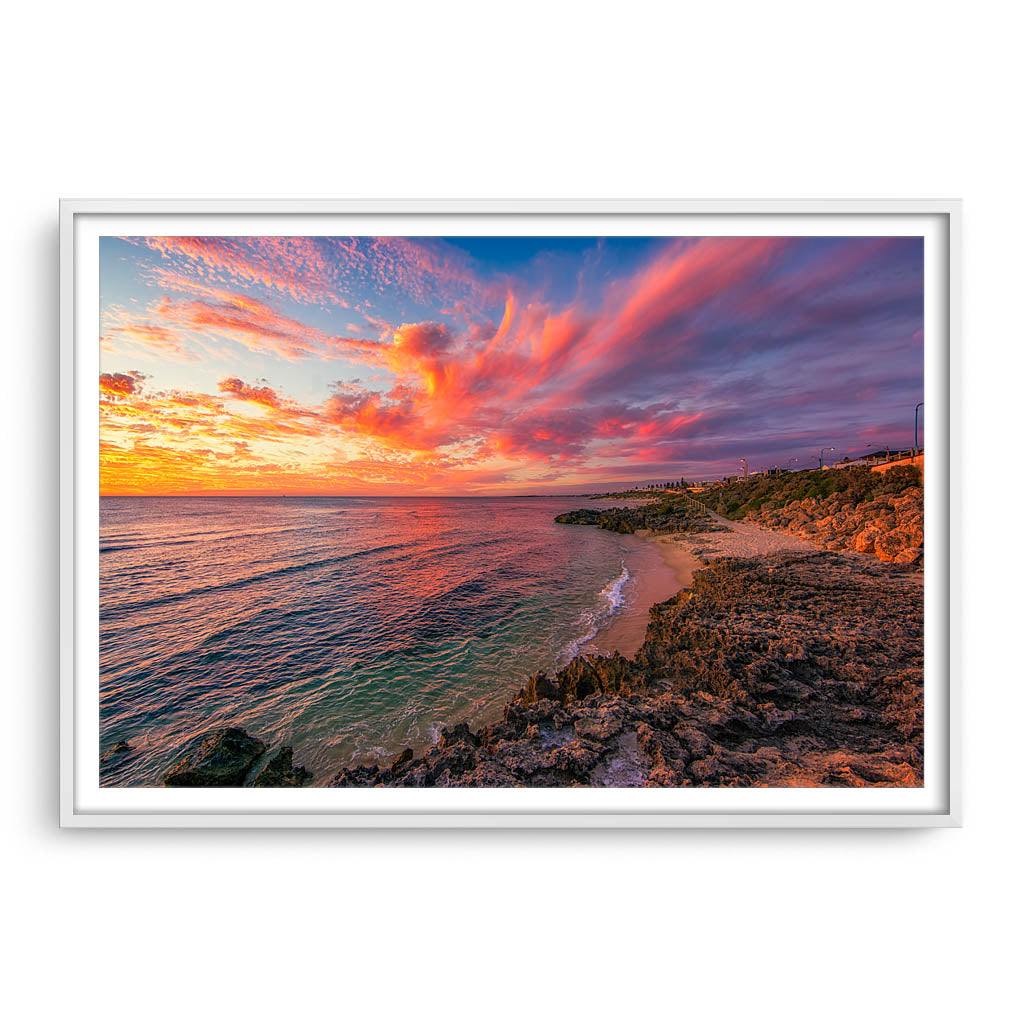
[557,563,631,665]
[558,613,600,664]
[599,563,631,613]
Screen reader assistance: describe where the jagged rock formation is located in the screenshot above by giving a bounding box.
[332,552,923,788]
[746,486,923,564]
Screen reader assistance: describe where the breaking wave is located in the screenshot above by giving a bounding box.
[99,496,641,786]
[557,563,632,665]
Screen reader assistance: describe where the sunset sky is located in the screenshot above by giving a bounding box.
[99,234,923,495]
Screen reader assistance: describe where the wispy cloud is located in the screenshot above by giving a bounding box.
[100,234,923,492]
[131,235,502,314]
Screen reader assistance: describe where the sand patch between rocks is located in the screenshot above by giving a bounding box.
[654,511,818,565]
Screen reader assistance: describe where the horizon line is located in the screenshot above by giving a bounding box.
[98,491,607,499]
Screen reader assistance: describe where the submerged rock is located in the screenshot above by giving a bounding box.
[163,727,266,787]
[100,740,134,765]
[251,746,313,787]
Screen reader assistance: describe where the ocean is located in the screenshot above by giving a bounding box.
[99,495,679,786]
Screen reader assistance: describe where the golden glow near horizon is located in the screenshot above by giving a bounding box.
[99,235,924,495]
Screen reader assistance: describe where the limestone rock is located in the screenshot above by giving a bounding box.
[575,711,623,741]
[555,501,726,536]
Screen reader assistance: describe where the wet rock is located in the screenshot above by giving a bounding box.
[426,742,478,784]
[251,746,312,787]
[390,747,415,771]
[163,727,266,787]
[333,762,384,787]
[556,658,603,702]
[554,508,604,526]
[439,722,480,748]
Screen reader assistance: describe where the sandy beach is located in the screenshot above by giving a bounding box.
[588,516,813,664]
[530,506,816,679]
[643,510,816,572]
[585,532,696,661]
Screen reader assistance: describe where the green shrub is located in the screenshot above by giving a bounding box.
[709,465,921,521]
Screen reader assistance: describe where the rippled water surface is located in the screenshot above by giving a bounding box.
[99,495,666,786]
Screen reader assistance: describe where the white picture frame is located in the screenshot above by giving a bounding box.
[60,198,960,828]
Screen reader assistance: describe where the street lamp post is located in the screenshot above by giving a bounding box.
[739,459,748,478]
[914,402,924,455]
[819,446,835,470]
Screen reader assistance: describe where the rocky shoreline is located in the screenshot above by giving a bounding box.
[709,465,924,565]
[555,501,726,536]
[149,490,924,788]
[332,546,923,788]
[102,728,314,788]
[747,487,923,564]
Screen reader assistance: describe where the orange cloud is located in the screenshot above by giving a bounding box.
[99,371,146,397]
[101,234,923,492]
[217,376,285,409]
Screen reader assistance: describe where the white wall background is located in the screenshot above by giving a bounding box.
[5,2,1019,1020]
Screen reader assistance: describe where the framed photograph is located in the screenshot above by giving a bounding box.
[60,199,959,827]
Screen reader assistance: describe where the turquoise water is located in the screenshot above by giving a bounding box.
[99,495,666,786]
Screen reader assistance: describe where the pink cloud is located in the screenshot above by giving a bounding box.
[101,234,924,489]
[139,237,351,307]
[104,284,386,365]
[133,235,504,316]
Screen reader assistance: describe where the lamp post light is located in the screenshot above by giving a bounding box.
[739,458,748,478]
[914,402,924,455]
[819,446,835,470]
